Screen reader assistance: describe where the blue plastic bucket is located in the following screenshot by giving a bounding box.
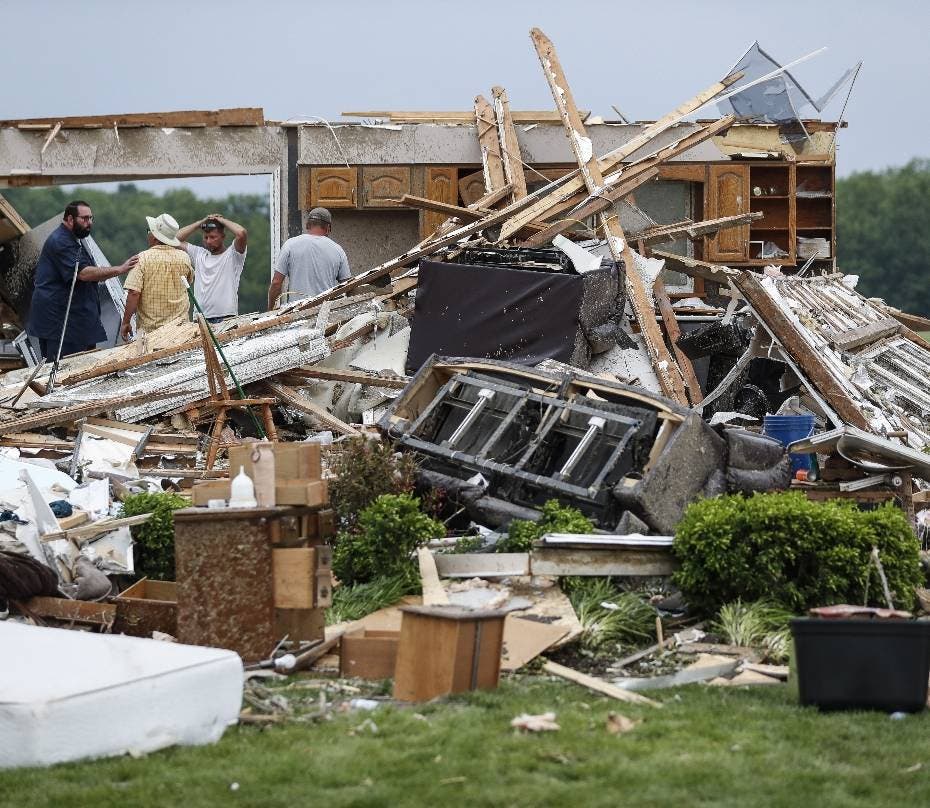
[763,414,816,475]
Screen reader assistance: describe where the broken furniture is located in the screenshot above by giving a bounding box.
[405,251,622,373]
[174,504,331,661]
[393,605,506,702]
[113,578,178,638]
[340,629,400,680]
[382,357,786,531]
[0,621,242,769]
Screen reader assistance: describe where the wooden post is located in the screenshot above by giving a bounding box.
[654,276,703,405]
[530,27,688,405]
[474,94,507,195]
[491,86,528,201]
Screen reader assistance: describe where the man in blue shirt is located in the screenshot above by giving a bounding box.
[26,200,139,359]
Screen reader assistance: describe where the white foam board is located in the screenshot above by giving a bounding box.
[0,622,243,769]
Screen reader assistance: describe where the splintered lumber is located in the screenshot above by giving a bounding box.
[632,212,763,247]
[0,388,187,436]
[828,317,900,351]
[491,87,528,200]
[265,382,360,436]
[417,547,450,606]
[286,367,409,389]
[649,250,743,286]
[401,194,488,222]
[541,660,661,707]
[735,271,871,430]
[654,277,703,405]
[474,95,507,194]
[531,26,687,405]
[496,74,742,242]
[0,193,30,243]
[0,108,264,129]
[518,116,735,248]
[40,513,152,543]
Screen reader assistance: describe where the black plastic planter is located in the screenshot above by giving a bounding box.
[791,618,930,712]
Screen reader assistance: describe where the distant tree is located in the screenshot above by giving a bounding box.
[837,159,930,317]
[3,184,272,313]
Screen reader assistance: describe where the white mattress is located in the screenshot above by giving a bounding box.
[0,622,243,769]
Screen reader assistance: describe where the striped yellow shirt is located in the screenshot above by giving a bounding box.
[124,245,194,334]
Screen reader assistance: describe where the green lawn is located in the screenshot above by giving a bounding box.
[3,676,930,808]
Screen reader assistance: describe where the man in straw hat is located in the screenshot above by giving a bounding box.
[120,213,194,341]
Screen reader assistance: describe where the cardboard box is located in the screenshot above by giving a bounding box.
[191,478,328,508]
[340,629,400,680]
[228,442,321,484]
[192,479,231,506]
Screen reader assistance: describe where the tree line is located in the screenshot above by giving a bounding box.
[5,158,930,316]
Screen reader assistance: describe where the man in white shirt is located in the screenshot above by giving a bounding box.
[177,213,248,322]
[268,207,350,309]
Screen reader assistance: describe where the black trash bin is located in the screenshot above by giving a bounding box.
[791,617,930,712]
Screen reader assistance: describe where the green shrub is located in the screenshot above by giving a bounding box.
[119,492,189,581]
[328,437,417,530]
[673,492,922,614]
[326,573,419,625]
[497,500,594,553]
[332,493,445,586]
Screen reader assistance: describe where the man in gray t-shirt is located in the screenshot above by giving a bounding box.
[268,207,350,309]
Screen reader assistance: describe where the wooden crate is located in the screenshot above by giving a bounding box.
[340,629,399,680]
[393,606,506,702]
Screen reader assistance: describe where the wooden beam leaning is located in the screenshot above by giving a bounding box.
[649,250,743,286]
[491,87,528,200]
[265,381,360,436]
[530,27,688,405]
[496,74,742,243]
[517,116,736,248]
[653,277,703,405]
[474,95,507,194]
[631,211,763,247]
[735,271,871,431]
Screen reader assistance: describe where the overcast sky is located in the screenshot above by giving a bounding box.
[2,0,925,197]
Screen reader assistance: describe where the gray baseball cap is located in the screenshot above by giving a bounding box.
[307,207,332,225]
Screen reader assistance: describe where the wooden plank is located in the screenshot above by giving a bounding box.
[273,548,316,609]
[474,95,507,194]
[497,74,742,241]
[517,117,735,247]
[541,660,661,707]
[632,211,763,247]
[265,382,360,436]
[342,110,587,124]
[401,194,486,221]
[654,276,703,405]
[530,27,687,405]
[649,250,743,286]
[0,108,264,129]
[735,271,871,430]
[501,616,568,672]
[829,316,900,351]
[491,87,528,201]
[40,512,152,543]
[21,596,116,626]
[417,547,449,606]
[285,367,409,389]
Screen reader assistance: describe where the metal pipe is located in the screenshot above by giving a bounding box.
[557,416,605,480]
[445,388,493,449]
[46,258,81,395]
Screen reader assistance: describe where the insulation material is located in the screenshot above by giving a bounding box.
[40,323,329,422]
[0,622,242,769]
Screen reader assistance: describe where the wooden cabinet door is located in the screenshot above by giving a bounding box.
[309,167,357,209]
[361,166,410,208]
[420,167,459,239]
[705,164,750,262]
[459,169,487,207]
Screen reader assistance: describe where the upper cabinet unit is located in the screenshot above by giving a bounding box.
[308,167,358,208]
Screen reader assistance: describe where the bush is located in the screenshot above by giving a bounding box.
[562,577,656,653]
[332,493,445,586]
[673,491,922,614]
[328,437,417,530]
[497,500,594,553]
[119,492,189,581]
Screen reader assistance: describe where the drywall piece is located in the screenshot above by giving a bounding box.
[0,622,242,769]
[350,327,410,377]
[553,235,602,274]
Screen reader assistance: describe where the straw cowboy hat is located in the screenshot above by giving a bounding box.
[146,213,182,247]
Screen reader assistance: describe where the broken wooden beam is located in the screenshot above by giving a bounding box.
[341,110,588,124]
[735,271,872,430]
[531,26,688,405]
[654,276,703,405]
[541,660,661,707]
[0,108,264,129]
[284,367,409,389]
[828,316,900,351]
[632,211,764,247]
[649,250,743,286]
[491,86,529,201]
[473,95,508,194]
[265,382,360,436]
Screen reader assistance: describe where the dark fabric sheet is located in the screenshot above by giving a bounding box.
[406,260,584,374]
